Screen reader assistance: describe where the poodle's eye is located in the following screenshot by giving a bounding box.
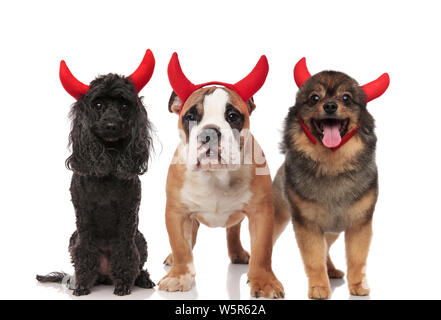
[121,103,129,109]
[342,94,351,103]
[95,102,103,109]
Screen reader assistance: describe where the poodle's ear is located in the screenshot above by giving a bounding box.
[65,101,112,177]
[247,97,256,115]
[114,99,152,178]
[168,91,182,114]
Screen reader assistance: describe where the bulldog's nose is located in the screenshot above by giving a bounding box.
[199,126,221,144]
[323,102,338,114]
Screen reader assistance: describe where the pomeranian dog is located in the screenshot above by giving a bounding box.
[272,58,389,299]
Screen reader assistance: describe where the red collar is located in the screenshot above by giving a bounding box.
[298,116,360,151]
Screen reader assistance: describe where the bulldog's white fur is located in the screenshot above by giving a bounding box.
[186,88,242,171]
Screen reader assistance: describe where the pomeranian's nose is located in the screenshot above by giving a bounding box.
[323,102,338,114]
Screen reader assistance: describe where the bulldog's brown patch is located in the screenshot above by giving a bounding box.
[224,88,251,130]
[226,222,250,264]
[225,211,246,228]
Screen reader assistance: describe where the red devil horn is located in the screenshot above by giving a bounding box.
[361,73,390,103]
[233,55,269,102]
[59,60,89,99]
[293,57,311,88]
[128,49,155,93]
[167,52,197,103]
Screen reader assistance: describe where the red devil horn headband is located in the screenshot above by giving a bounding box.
[128,49,155,92]
[293,57,390,103]
[167,52,269,111]
[59,61,89,100]
[60,49,155,100]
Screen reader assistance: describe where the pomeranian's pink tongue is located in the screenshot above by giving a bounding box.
[322,123,341,148]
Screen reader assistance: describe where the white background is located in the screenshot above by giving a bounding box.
[0,0,440,300]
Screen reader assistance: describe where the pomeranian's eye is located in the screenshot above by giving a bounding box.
[342,94,350,102]
[310,94,320,104]
[121,103,128,109]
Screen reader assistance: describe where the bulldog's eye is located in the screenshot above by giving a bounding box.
[310,95,320,104]
[184,113,195,121]
[227,112,239,123]
[342,94,350,102]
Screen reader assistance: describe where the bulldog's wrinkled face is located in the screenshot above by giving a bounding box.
[169,87,255,171]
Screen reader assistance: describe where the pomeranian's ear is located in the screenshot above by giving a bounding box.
[168,91,182,114]
[247,97,256,115]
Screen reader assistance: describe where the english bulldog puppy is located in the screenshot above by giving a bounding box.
[158,53,284,299]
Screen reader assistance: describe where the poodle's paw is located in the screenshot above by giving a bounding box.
[114,285,132,296]
[328,267,345,279]
[349,280,370,296]
[229,249,250,264]
[248,271,285,299]
[72,287,91,296]
[308,285,331,300]
[163,253,173,266]
[135,270,155,289]
[158,264,195,292]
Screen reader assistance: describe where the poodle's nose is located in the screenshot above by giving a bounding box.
[105,122,118,131]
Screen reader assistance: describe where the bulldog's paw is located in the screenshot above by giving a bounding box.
[349,280,370,296]
[229,249,250,264]
[158,264,195,292]
[163,253,173,266]
[308,285,331,300]
[158,274,194,292]
[248,272,285,299]
[327,267,345,279]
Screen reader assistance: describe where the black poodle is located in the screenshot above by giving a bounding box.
[37,52,155,296]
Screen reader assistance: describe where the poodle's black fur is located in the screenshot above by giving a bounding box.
[37,74,154,296]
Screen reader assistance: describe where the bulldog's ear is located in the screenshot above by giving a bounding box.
[247,97,256,115]
[168,91,182,114]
